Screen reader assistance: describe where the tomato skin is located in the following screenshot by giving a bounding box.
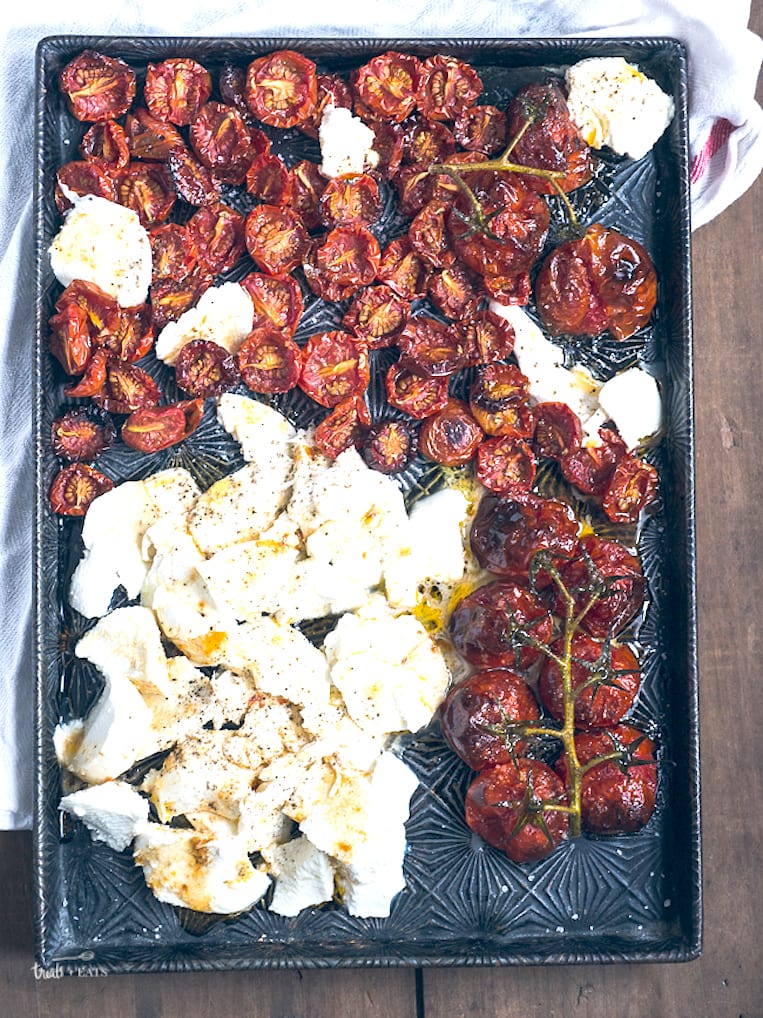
[59,50,136,122]
[398,316,473,379]
[80,119,130,171]
[237,329,302,394]
[149,223,199,283]
[121,400,202,453]
[539,633,641,729]
[318,174,382,229]
[314,395,371,459]
[385,362,449,420]
[245,49,317,129]
[465,759,569,863]
[166,147,221,206]
[144,58,212,126]
[49,463,114,516]
[470,492,580,580]
[51,407,116,462]
[556,725,657,835]
[440,669,541,770]
[55,160,116,213]
[299,331,370,408]
[362,419,418,474]
[535,223,657,340]
[418,399,484,466]
[601,455,659,524]
[189,100,258,184]
[532,402,583,461]
[556,535,645,640]
[352,51,422,123]
[449,578,554,672]
[476,435,537,496]
[174,339,240,398]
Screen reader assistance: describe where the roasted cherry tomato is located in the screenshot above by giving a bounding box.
[427,264,482,320]
[418,399,484,466]
[166,147,221,206]
[48,304,91,376]
[245,204,309,276]
[533,402,583,461]
[556,725,657,835]
[299,331,370,408]
[144,58,212,126]
[352,51,422,123]
[408,200,456,270]
[367,118,405,179]
[453,104,507,154]
[507,81,593,194]
[314,225,381,289]
[555,534,645,640]
[469,363,533,437]
[62,349,109,398]
[55,160,116,213]
[483,270,532,307]
[535,223,658,340]
[125,108,184,161]
[465,759,569,863]
[385,362,450,419]
[90,359,161,415]
[49,463,113,516]
[342,284,410,349]
[561,427,627,496]
[469,491,580,580]
[314,395,371,459]
[241,272,303,337]
[449,578,554,672]
[285,159,326,231]
[601,455,659,524]
[318,174,382,229]
[476,436,537,496]
[190,100,258,185]
[245,152,291,204]
[79,119,130,171]
[401,115,455,165]
[149,223,199,283]
[245,49,317,129]
[440,669,541,770]
[459,309,516,364]
[150,269,213,330]
[416,55,482,121]
[174,339,240,398]
[539,632,642,729]
[237,328,302,394]
[59,50,136,122]
[377,235,431,299]
[51,406,116,462]
[188,203,247,276]
[114,162,176,228]
[98,303,156,363]
[398,316,472,378]
[218,63,250,114]
[362,419,418,474]
[121,399,203,453]
[393,164,436,217]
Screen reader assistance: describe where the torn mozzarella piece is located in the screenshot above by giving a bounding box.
[154,282,254,365]
[264,836,336,916]
[324,598,451,738]
[69,467,200,619]
[198,533,301,621]
[74,606,171,700]
[565,57,675,160]
[318,104,380,178]
[49,193,152,307]
[216,392,297,464]
[59,780,150,852]
[597,366,663,450]
[133,826,271,914]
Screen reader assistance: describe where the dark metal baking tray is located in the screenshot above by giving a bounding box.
[33,35,700,972]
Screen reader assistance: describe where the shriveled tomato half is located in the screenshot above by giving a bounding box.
[418,399,484,466]
[408,200,457,270]
[300,73,353,138]
[167,147,221,206]
[174,339,240,398]
[469,363,532,437]
[245,204,309,276]
[416,55,482,121]
[428,264,482,320]
[532,402,583,461]
[149,223,199,283]
[245,49,317,129]
[299,331,370,408]
[51,406,116,462]
[285,159,326,231]
[398,316,473,378]
[318,174,382,229]
[115,162,176,228]
[314,395,371,459]
[342,284,410,349]
[144,58,212,126]
[476,435,538,495]
[601,455,659,523]
[125,108,184,161]
[90,359,161,415]
[48,304,92,376]
[385,362,449,420]
[245,152,291,204]
[314,225,381,288]
[190,100,258,184]
[59,49,136,122]
[121,399,203,453]
[150,268,213,329]
[453,104,507,154]
[80,119,131,171]
[237,329,302,394]
[55,160,116,214]
[188,203,247,276]
[459,310,516,364]
[352,51,422,123]
[240,272,303,337]
[362,419,418,474]
[49,463,114,516]
[377,235,431,299]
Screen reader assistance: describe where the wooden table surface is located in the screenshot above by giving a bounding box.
[3,21,762,1017]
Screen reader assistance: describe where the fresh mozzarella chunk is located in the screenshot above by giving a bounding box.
[565,57,675,160]
[59,780,149,852]
[148,655,218,749]
[205,669,257,729]
[198,536,301,621]
[133,826,271,914]
[69,468,200,619]
[264,836,336,916]
[237,747,322,853]
[318,104,380,178]
[597,366,663,450]
[324,599,451,737]
[154,282,254,365]
[49,194,152,307]
[300,692,386,774]
[225,616,332,711]
[489,303,605,443]
[384,488,469,608]
[216,392,297,464]
[74,606,171,700]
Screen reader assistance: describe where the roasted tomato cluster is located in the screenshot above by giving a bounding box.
[441,495,658,862]
[48,45,662,515]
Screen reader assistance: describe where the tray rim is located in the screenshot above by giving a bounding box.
[32,33,701,974]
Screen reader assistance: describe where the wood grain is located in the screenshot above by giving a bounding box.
[3,16,762,1016]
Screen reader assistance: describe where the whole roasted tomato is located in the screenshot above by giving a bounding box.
[465,759,569,863]
[440,669,541,771]
[535,223,658,340]
[555,534,645,639]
